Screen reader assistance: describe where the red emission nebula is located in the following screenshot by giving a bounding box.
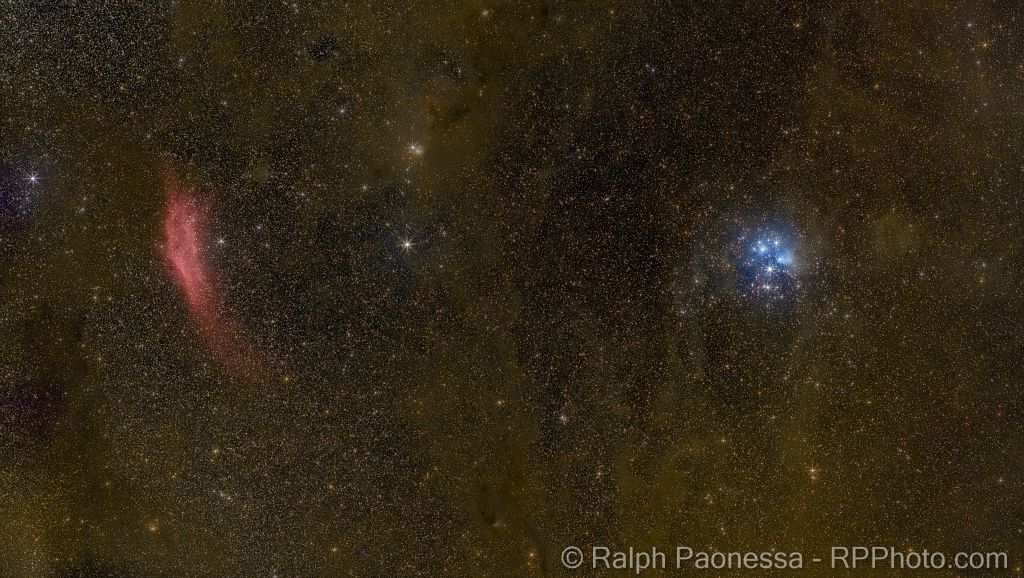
[162,165,262,380]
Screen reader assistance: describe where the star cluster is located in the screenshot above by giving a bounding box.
[739,229,800,298]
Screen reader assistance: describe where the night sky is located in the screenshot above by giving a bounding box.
[1,1,1023,576]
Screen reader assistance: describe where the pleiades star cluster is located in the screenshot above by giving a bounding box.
[1,1,1022,576]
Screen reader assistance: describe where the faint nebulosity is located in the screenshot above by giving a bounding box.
[1,1,1022,576]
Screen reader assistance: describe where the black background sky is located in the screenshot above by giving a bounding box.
[1,1,1022,576]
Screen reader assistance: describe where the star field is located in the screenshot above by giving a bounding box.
[1,1,1023,576]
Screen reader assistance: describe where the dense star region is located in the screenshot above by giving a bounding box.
[1,1,1023,577]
